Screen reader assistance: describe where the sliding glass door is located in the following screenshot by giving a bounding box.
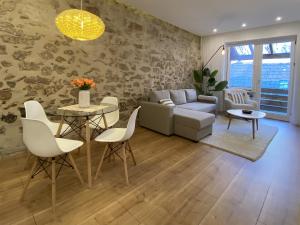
[227,38,296,121]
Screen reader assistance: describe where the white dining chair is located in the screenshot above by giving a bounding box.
[23,100,71,169]
[24,100,70,136]
[94,106,141,185]
[90,97,119,129]
[20,118,84,214]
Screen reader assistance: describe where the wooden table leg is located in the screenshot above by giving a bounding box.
[252,119,255,139]
[256,119,259,130]
[227,115,232,130]
[103,113,108,129]
[85,119,92,188]
[55,116,64,137]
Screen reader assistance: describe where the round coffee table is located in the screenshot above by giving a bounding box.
[227,109,266,139]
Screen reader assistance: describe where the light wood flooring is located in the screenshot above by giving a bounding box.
[0,119,300,225]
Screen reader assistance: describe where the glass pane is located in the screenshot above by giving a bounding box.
[229,45,254,89]
[263,44,272,54]
[235,45,252,55]
[260,42,291,115]
[272,42,291,54]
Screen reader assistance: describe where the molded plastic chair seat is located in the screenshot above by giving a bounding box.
[49,122,70,135]
[56,138,83,153]
[95,128,127,143]
[24,100,70,136]
[94,106,141,185]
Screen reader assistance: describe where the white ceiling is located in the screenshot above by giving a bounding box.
[120,0,300,36]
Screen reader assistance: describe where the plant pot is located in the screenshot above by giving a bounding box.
[78,90,90,108]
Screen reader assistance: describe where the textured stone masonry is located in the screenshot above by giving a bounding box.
[0,0,201,154]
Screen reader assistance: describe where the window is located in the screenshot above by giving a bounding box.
[228,44,254,89]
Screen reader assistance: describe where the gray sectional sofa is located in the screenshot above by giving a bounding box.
[139,89,217,142]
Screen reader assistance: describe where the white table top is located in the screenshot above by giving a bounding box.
[227,109,266,119]
[57,104,118,117]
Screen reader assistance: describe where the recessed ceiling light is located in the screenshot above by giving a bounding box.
[242,23,247,28]
[213,28,218,33]
[276,17,282,21]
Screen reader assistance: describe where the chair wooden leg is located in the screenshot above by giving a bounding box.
[122,143,129,185]
[23,151,32,170]
[51,157,56,214]
[20,157,38,201]
[94,144,109,180]
[127,141,137,166]
[68,153,84,185]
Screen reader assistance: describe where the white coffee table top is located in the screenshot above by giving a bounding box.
[227,109,266,119]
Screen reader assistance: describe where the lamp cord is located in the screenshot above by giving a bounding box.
[202,45,224,70]
[80,0,83,32]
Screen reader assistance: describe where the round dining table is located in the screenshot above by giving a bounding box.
[53,103,118,188]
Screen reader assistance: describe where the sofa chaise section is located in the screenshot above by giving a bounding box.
[174,108,215,141]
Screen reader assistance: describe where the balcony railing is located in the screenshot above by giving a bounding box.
[260,88,288,114]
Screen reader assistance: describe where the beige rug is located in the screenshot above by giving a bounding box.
[201,117,278,161]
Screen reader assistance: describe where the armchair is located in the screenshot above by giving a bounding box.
[224,88,259,111]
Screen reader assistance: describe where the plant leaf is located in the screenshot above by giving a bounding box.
[194,84,203,95]
[214,81,228,91]
[193,70,203,83]
[210,70,218,77]
[208,77,216,86]
[202,68,210,77]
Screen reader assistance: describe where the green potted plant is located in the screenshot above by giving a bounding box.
[193,68,228,96]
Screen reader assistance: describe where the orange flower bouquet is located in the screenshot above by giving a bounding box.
[71,78,96,108]
[71,78,96,90]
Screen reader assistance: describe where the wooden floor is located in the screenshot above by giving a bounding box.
[1,119,300,225]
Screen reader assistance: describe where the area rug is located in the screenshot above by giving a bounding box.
[201,116,278,161]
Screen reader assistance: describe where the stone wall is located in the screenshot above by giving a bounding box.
[0,0,201,155]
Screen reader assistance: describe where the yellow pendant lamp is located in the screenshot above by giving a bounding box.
[55,0,105,41]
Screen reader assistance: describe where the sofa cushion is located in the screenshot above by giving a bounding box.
[170,90,187,105]
[149,90,170,103]
[176,102,216,113]
[174,108,215,129]
[184,89,197,102]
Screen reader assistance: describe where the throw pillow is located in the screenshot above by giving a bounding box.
[149,90,171,103]
[170,90,187,105]
[159,99,175,107]
[185,89,197,102]
[230,92,245,104]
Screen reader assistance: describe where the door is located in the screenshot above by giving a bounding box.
[258,41,295,120]
[226,38,296,121]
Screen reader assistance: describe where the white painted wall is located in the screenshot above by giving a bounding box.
[201,21,300,125]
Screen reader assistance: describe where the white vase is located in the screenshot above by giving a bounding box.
[78,90,90,108]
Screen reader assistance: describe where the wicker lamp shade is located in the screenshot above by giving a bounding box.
[55,9,105,41]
